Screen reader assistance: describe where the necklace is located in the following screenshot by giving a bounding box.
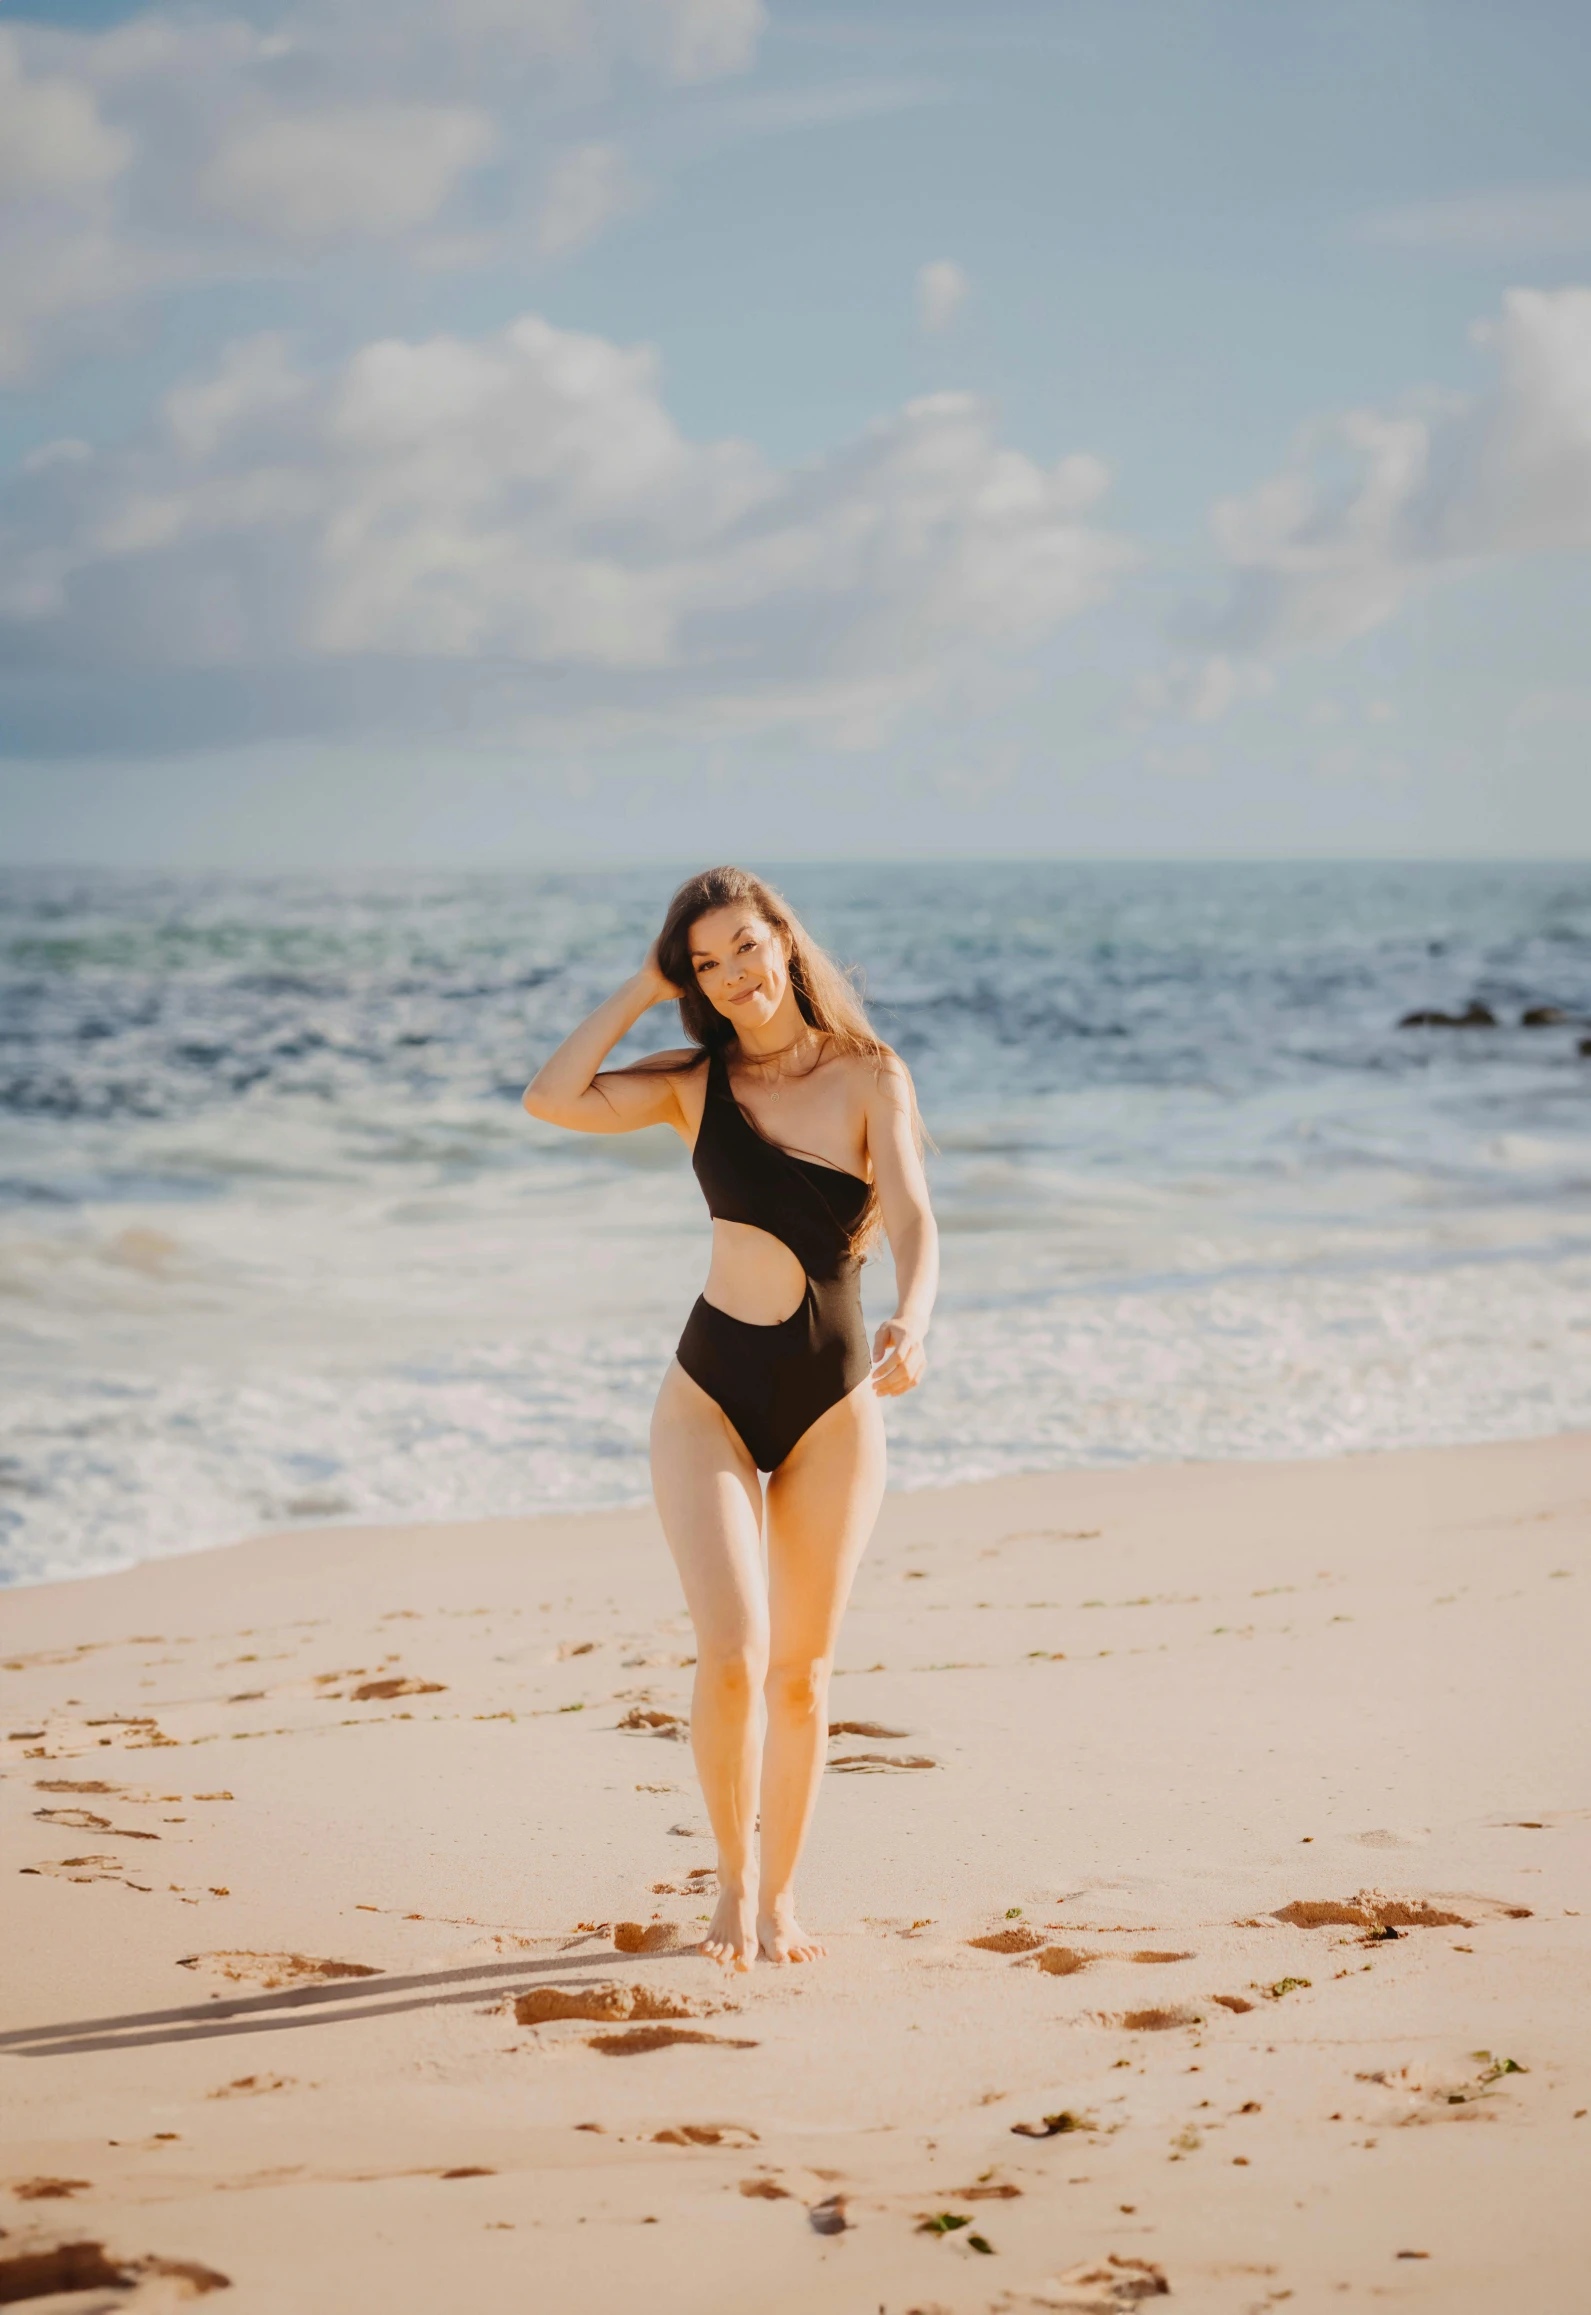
[734,1031,822,1096]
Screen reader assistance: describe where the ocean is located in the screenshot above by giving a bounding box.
[2,859,1588,1587]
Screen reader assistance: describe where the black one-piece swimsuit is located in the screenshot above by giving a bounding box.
[676,1045,872,1472]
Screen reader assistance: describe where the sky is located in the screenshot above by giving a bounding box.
[1,0,1588,866]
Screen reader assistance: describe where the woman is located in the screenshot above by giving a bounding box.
[524,866,938,1970]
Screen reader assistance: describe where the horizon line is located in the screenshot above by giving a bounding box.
[0,853,1583,876]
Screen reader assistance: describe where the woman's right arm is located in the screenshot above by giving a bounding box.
[522,953,691,1136]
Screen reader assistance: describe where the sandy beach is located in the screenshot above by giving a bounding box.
[3,1432,1587,2312]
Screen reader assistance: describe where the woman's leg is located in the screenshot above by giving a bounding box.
[650,1360,768,1971]
[758,1379,887,1963]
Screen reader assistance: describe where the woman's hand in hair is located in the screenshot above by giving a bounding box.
[870,1318,926,1397]
[523,944,691,1137]
[638,938,683,1006]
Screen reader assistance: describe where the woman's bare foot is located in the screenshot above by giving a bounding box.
[757,1895,826,1964]
[701,1884,757,1972]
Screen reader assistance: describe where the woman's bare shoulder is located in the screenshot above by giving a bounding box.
[832,1043,911,1090]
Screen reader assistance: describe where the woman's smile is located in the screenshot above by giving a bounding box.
[692,920,789,1027]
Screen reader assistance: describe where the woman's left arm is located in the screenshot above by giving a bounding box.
[864,1055,939,1397]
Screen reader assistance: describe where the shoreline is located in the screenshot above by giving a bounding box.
[9,1414,1588,1596]
[4,1432,1588,2311]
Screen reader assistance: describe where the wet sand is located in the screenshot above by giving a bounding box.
[2,1434,1587,2312]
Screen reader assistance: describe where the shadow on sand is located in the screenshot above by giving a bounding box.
[0,1948,686,2059]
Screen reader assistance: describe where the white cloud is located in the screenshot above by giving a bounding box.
[1137,652,1276,725]
[917,258,969,335]
[533,142,645,258]
[198,103,496,241]
[1193,287,1591,666]
[0,0,763,379]
[0,216,156,388]
[1512,683,1591,734]
[716,79,940,134]
[616,0,764,86]
[0,28,146,382]
[0,28,128,197]
[236,0,763,92]
[1361,182,1591,256]
[0,313,1135,752]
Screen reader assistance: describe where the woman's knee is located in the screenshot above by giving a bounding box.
[765,1655,831,1724]
[695,1642,768,1711]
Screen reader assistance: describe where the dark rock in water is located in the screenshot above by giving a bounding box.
[1521,1005,1569,1027]
[1580,1037,1591,1059]
[1397,1001,1498,1029]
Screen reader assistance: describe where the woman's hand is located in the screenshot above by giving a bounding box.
[635,938,682,1008]
[523,944,690,1136]
[871,1317,926,1397]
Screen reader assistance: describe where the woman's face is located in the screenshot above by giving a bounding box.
[687,907,790,1030]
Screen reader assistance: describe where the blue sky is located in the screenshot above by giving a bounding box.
[1,0,1588,863]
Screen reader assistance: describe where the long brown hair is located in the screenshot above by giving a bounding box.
[655,865,883,1062]
[644,865,922,1254]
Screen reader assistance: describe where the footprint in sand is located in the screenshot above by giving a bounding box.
[1026,1946,1092,1976]
[589,2025,758,2056]
[0,2245,230,2300]
[969,1926,1046,1954]
[654,2123,758,2147]
[514,1984,706,2027]
[19,1855,153,1891]
[10,2179,92,2202]
[1011,2110,1090,2138]
[1357,2053,1529,2123]
[176,1952,382,1990]
[1047,2253,1169,2305]
[1130,1950,1194,1965]
[829,1752,937,1774]
[345,1676,446,1702]
[617,1708,689,1742]
[207,2076,295,2099]
[1115,2006,1202,2032]
[613,1922,692,1954]
[827,1720,909,1739]
[33,1808,160,1839]
[17,1714,173,1755]
[1272,1894,1470,1930]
